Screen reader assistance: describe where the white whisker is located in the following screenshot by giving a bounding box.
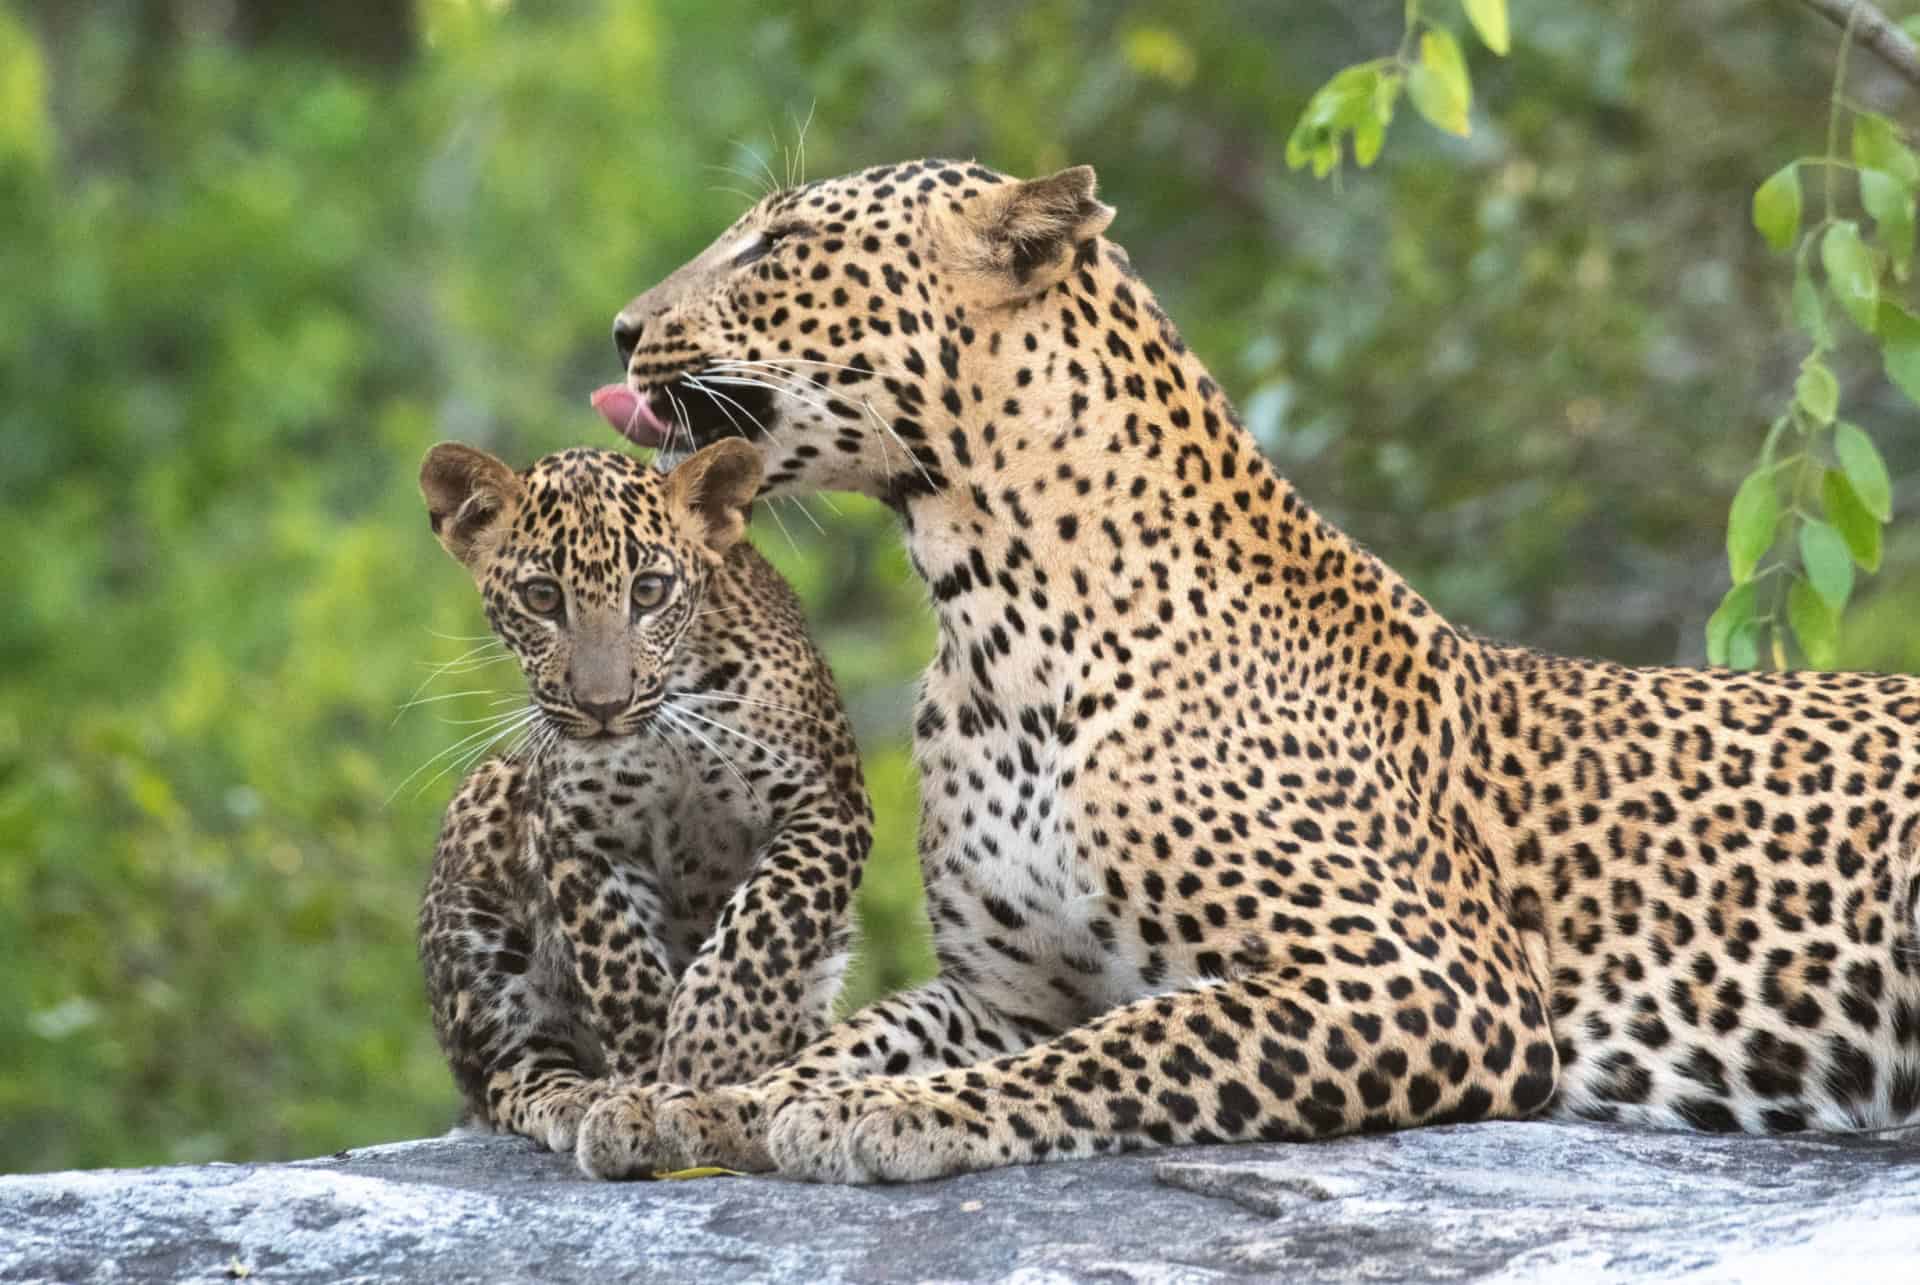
[664,701,798,768]
[761,491,800,550]
[694,372,835,423]
[682,372,785,447]
[390,706,542,804]
[657,707,761,804]
[392,686,503,723]
[791,101,816,188]
[781,495,826,535]
[671,690,836,727]
[705,361,931,490]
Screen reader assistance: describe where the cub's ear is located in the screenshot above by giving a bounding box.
[667,438,763,560]
[951,165,1116,299]
[419,443,523,567]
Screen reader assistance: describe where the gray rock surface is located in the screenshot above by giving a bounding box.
[3,1120,1916,1283]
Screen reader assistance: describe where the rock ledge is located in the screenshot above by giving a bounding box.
[4,1120,1917,1282]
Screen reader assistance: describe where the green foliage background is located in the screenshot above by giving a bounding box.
[3,0,1916,1172]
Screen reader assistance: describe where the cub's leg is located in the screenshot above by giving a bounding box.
[578,975,1047,1178]
[654,780,875,1090]
[421,761,605,1152]
[764,954,1562,1184]
[534,815,681,1083]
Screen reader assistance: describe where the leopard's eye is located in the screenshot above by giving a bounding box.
[630,573,674,618]
[520,577,563,617]
[733,225,796,268]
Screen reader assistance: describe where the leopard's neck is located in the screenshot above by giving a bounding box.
[895,238,1481,806]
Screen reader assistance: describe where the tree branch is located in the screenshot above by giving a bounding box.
[1796,0,1920,92]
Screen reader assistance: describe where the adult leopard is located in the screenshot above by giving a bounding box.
[417,439,871,1154]
[577,160,1920,1183]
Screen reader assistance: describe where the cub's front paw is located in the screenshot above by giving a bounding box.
[499,1077,612,1155]
[536,1080,608,1155]
[576,1083,692,1179]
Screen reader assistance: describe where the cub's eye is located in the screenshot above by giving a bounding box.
[519,578,564,616]
[630,573,674,617]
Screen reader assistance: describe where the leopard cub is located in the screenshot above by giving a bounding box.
[415,438,871,1153]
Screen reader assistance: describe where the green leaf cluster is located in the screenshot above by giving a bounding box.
[1721,102,1916,669]
[1287,0,1509,179]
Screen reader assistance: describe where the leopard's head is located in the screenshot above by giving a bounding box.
[419,439,761,739]
[595,159,1114,501]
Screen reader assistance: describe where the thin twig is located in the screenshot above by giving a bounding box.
[1796,0,1920,92]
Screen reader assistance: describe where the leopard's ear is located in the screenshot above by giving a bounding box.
[949,165,1115,299]
[667,438,762,560]
[420,443,524,568]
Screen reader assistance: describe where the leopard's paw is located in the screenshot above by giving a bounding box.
[654,1084,776,1173]
[765,1083,976,1185]
[508,1078,610,1155]
[537,1085,596,1155]
[575,1083,695,1180]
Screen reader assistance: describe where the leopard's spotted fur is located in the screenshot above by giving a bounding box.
[415,439,871,1153]
[575,160,1920,1183]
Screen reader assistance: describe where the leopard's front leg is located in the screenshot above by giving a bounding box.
[766,957,1561,1184]
[577,974,1046,1178]
[538,822,679,1083]
[654,782,872,1088]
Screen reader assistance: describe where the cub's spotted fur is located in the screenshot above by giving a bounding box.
[575,159,1920,1183]
[416,439,870,1152]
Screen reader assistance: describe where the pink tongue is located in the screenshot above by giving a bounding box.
[590,384,666,448]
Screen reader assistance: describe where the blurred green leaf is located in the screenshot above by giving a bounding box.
[0,8,51,167]
[1794,358,1838,424]
[1853,112,1919,186]
[1822,468,1883,572]
[1752,163,1801,253]
[1877,301,1920,404]
[1410,30,1471,137]
[1728,622,1761,671]
[1799,519,1854,611]
[1705,580,1756,666]
[1355,113,1385,167]
[1461,0,1510,55]
[1788,577,1839,667]
[1859,167,1915,281]
[1821,221,1879,331]
[1833,421,1893,521]
[1122,25,1199,87]
[1726,469,1779,584]
[1374,72,1401,124]
[1286,65,1383,174]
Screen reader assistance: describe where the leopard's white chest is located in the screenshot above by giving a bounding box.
[912,643,1147,1026]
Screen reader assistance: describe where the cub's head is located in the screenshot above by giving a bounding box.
[419,439,760,739]
[594,159,1114,500]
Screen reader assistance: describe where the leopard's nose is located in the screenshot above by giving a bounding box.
[577,696,628,729]
[613,314,641,367]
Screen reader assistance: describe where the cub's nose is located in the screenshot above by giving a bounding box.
[577,696,628,730]
[613,314,641,367]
